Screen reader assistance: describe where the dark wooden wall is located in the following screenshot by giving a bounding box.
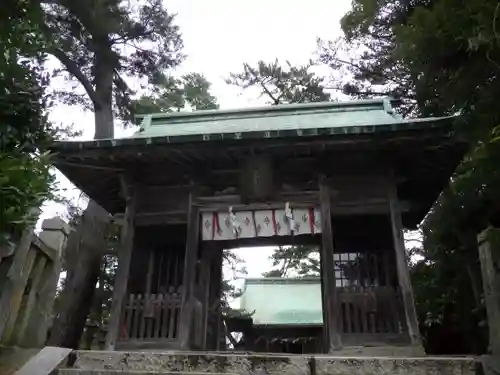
[126,213,401,349]
[128,225,187,294]
[331,215,398,288]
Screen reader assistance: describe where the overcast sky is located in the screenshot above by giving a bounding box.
[40,0,353,280]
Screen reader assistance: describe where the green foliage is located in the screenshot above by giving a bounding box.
[134,72,218,114]
[0,0,58,245]
[221,250,248,314]
[322,0,500,353]
[41,0,184,133]
[43,0,186,348]
[262,245,320,278]
[0,153,54,236]
[227,60,331,105]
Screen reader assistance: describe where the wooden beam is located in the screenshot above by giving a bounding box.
[388,182,422,347]
[105,176,136,350]
[319,176,342,352]
[178,190,201,349]
[477,228,500,356]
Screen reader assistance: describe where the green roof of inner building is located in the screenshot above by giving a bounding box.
[239,278,323,326]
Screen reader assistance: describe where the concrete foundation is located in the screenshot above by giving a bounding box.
[57,350,477,375]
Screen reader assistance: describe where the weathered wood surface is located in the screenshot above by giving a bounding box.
[145,249,155,295]
[105,177,136,350]
[0,216,67,348]
[338,286,401,336]
[121,292,182,341]
[133,175,413,226]
[388,183,421,347]
[0,219,37,339]
[27,254,62,347]
[13,346,72,375]
[319,176,342,352]
[47,204,108,349]
[1,248,37,343]
[178,191,201,349]
[239,154,276,201]
[199,244,214,349]
[13,255,48,345]
[477,228,500,356]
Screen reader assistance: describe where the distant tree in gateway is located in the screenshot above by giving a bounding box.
[261,246,320,278]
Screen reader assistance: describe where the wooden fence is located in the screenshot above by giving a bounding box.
[119,290,204,349]
[121,292,182,341]
[0,217,69,348]
[339,286,401,335]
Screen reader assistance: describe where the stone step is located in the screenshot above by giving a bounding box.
[69,350,477,375]
[58,370,235,375]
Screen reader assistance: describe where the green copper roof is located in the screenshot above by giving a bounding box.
[129,98,447,143]
[51,98,454,152]
[239,278,323,326]
[134,98,406,138]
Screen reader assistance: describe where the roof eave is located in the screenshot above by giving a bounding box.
[50,116,456,154]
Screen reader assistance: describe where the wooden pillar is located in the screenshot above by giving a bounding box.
[388,183,422,347]
[212,247,224,351]
[145,249,155,294]
[199,243,215,350]
[105,178,136,350]
[319,176,342,352]
[477,228,500,356]
[178,191,200,349]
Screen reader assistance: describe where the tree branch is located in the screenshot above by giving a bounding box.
[49,47,99,106]
[244,63,281,105]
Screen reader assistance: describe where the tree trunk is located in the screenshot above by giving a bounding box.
[48,202,108,348]
[48,55,114,348]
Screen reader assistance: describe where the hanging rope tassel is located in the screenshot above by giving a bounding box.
[285,202,295,234]
[228,206,241,238]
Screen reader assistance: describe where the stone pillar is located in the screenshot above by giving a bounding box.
[477,228,500,356]
[27,217,70,347]
[39,217,70,257]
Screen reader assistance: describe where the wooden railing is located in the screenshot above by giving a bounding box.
[339,286,402,337]
[121,292,182,341]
